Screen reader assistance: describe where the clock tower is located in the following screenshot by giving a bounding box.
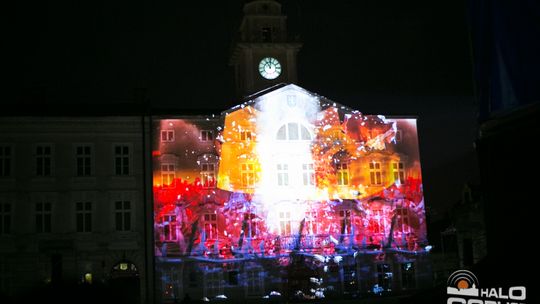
[230,0,302,97]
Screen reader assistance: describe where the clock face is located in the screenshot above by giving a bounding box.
[258,57,282,80]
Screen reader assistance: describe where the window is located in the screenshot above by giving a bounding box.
[376,264,392,291]
[392,162,405,183]
[279,211,291,235]
[372,210,386,234]
[161,130,174,142]
[205,271,223,297]
[305,211,317,235]
[396,208,411,233]
[203,213,218,240]
[200,163,216,188]
[336,163,349,185]
[395,130,402,142]
[0,203,11,235]
[261,27,272,42]
[243,213,258,238]
[343,265,357,293]
[241,163,256,188]
[76,202,92,233]
[115,200,131,231]
[161,163,175,187]
[76,145,92,176]
[36,202,52,233]
[114,145,130,176]
[0,146,11,177]
[277,163,289,186]
[339,210,352,234]
[240,130,253,141]
[302,163,315,186]
[200,130,214,142]
[160,215,178,241]
[369,161,382,185]
[36,145,52,177]
[401,262,415,290]
[276,123,311,140]
[287,95,297,107]
[247,269,263,296]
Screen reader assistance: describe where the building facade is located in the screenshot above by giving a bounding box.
[0,117,149,303]
[153,84,432,302]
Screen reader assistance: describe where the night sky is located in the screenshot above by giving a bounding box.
[8,0,478,221]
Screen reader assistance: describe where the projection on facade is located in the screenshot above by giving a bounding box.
[152,84,429,302]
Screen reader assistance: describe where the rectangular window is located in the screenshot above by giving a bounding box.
[115,200,131,231]
[279,211,291,235]
[401,262,415,290]
[160,130,174,142]
[0,203,11,235]
[247,269,263,296]
[302,163,315,186]
[76,145,92,176]
[339,210,352,234]
[76,202,92,233]
[200,130,214,142]
[395,130,402,142]
[392,162,405,183]
[36,145,52,177]
[36,202,52,233]
[277,163,289,186]
[114,145,130,176]
[305,211,317,235]
[241,163,255,188]
[396,208,411,233]
[240,130,252,141]
[205,271,223,297]
[369,161,382,185]
[201,163,216,188]
[336,163,349,185]
[160,215,178,241]
[0,146,11,177]
[161,163,175,187]
[372,209,386,234]
[203,213,218,240]
[261,27,272,42]
[376,263,392,291]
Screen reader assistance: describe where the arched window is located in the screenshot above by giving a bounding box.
[276,123,312,140]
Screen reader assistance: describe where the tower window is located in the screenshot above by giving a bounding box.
[261,27,272,42]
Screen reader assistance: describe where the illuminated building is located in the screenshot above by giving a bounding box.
[153,84,431,302]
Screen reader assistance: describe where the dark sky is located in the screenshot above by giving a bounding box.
[8,0,478,220]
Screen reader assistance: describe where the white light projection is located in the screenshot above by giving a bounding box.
[253,89,321,235]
